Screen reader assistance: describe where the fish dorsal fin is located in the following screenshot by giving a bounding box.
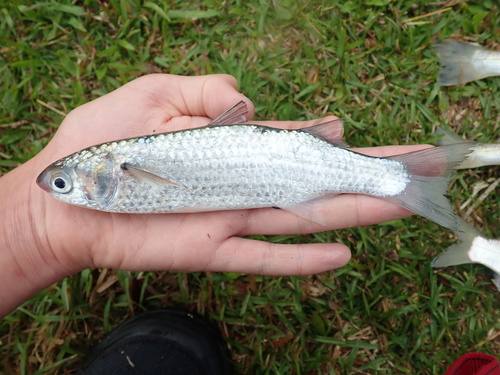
[303,118,347,147]
[208,100,249,126]
[121,163,183,188]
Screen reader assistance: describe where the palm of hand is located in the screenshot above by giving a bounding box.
[34,74,414,277]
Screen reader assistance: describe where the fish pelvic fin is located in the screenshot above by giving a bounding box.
[281,193,339,226]
[383,143,475,232]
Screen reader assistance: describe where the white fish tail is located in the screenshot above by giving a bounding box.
[435,126,500,169]
[434,126,465,146]
[432,219,481,268]
[433,219,500,291]
[433,39,500,86]
[385,143,475,232]
[432,241,474,267]
[493,273,500,292]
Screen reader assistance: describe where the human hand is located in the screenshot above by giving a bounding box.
[1,74,421,316]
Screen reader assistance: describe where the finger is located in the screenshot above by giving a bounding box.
[51,74,255,158]
[71,73,254,128]
[206,237,351,275]
[240,195,412,236]
[161,74,255,121]
[166,112,343,137]
[352,144,432,157]
[251,115,341,130]
[125,74,256,133]
[80,211,350,276]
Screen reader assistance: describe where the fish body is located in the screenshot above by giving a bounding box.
[435,126,500,169]
[433,39,500,86]
[37,102,473,230]
[459,143,500,169]
[433,126,499,289]
[432,219,500,291]
[39,125,408,212]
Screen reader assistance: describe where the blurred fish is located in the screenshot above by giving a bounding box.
[433,39,500,86]
[432,219,500,291]
[435,126,500,168]
[37,101,474,231]
[433,127,499,289]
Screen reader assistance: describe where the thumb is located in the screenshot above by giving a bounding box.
[131,74,255,121]
[199,74,255,121]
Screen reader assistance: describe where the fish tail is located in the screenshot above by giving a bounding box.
[385,143,475,232]
[433,39,489,86]
[493,273,500,292]
[432,242,474,268]
[434,126,466,146]
[432,219,481,268]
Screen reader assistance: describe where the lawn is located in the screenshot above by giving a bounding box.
[0,0,498,374]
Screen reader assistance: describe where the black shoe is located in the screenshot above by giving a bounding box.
[77,309,233,375]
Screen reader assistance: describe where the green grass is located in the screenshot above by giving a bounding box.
[1,0,499,373]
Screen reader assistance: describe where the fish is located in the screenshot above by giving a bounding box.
[432,218,500,291]
[434,126,500,169]
[433,38,500,86]
[37,101,474,230]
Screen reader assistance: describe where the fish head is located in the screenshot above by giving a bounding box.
[37,162,85,205]
[36,154,119,209]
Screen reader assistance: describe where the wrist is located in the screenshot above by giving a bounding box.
[0,158,82,317]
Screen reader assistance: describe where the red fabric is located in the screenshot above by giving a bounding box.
[445,353,500,375]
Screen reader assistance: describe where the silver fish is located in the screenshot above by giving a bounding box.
[432,219,500,291]
[37,102,473,230]
[433,39,500,86]
[432,126,499,289]
[435,126,500,169]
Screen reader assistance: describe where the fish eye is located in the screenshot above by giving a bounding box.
[50,172,73,194]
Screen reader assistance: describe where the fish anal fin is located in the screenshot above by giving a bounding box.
[208,100,249,126]
[121,163,183,188]
[281,193,339,226]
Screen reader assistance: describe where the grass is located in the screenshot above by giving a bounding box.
[1,0,499,373]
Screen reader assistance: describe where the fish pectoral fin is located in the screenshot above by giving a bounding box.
[281,194,339,226]
[208,100,249,126]
[121,163,183,188]
[303,119,348,147]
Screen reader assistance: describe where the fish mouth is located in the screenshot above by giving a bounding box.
[36,169,51,192]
